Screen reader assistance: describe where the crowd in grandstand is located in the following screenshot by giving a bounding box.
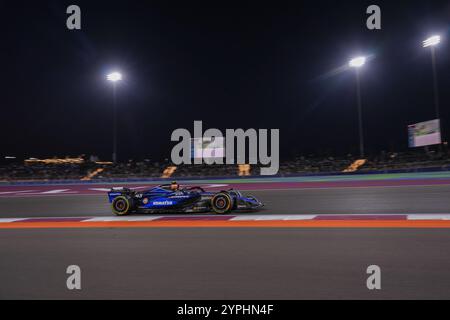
[278,156,353,174]
[360,151,450,172]
[1,150,450,182]
[96,161,162,179]
[0,162,92,181]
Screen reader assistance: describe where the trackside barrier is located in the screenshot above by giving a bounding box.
[238,164,251,176]
[161,166,177,178]
[343,159,367,173]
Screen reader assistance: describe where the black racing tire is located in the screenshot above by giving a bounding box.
[112,195,134,216]
[211,192,234,214]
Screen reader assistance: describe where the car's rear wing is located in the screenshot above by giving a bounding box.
[107,187,134,202]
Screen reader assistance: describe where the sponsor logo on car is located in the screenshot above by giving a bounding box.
[152,200,174,206]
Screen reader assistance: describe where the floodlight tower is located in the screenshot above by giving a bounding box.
[106,72,123,163]
[422,35,441,121]
[349,56,366,158]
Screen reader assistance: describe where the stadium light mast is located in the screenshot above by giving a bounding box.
[106,71,123,163]
[422,35,441,121]
[349,56,366,158]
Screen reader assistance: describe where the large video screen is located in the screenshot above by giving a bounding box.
[191,137,225,159]
[408,119,442,148]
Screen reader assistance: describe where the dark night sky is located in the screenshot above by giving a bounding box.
[2,0,450,162]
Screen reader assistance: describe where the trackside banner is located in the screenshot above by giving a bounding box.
[408,119,442,148]
[191,137,225,159]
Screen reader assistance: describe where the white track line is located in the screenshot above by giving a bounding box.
[82,216,165,222]
[230,215,317,221]
[0,218,28,223]
[407,214,450,220]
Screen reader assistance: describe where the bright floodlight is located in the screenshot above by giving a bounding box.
[349,56,366,68]
[423,35,441,47]
[106,72,122,82]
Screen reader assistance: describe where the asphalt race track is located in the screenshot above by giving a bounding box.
[1,184,450,218]
[1,174,450,299]
[2,228,450,299]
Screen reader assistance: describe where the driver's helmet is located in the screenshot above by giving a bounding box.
[170,181,180,191]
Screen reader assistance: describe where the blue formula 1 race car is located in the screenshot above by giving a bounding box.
[107,182,264,216]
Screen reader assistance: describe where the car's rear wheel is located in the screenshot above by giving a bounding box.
[112,195,134,216]
[211,192,234,214]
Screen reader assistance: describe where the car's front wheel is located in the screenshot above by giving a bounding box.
[211,192,234,214]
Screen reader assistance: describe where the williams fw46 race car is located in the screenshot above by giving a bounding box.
[107,182,264,215]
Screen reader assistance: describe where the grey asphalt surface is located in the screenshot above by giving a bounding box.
[1,228,450,299]
[1,185,450,299]
[1,184,450,218]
